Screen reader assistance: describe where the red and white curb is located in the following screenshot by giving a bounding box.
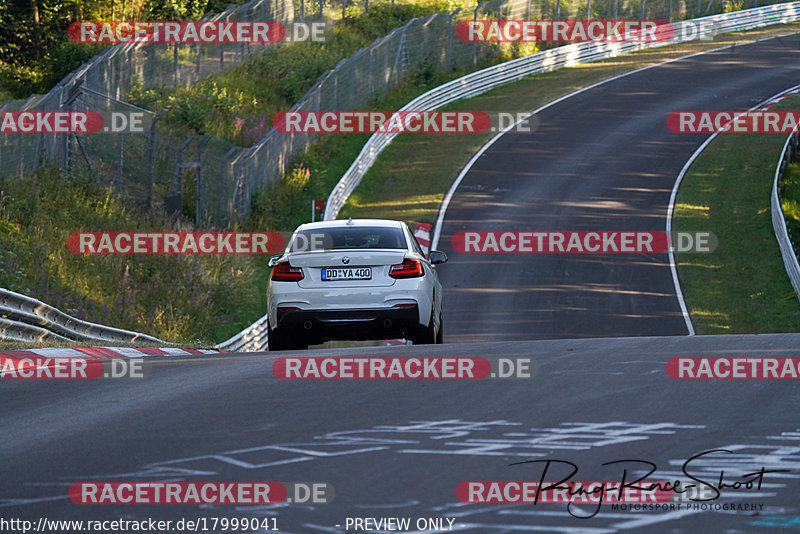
[0,347,223,359]
[414,222,431,255]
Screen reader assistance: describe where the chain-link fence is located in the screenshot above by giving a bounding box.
[0,0,789,227]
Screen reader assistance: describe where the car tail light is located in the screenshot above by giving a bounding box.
[271,261,304,282]
[389,258,424,279]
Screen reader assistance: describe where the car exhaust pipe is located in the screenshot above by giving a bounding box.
[383,318,392,328]
[303,321,313,330]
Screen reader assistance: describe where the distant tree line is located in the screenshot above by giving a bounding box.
[0,0,247,99]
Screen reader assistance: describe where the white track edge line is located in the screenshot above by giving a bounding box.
[430,31,800,337]
[667,83,800,336]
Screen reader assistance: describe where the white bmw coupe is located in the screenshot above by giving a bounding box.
[266,219,447,351]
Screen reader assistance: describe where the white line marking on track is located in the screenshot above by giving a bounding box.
[430,32,800,336]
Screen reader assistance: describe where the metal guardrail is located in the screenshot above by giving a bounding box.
[0,288,166,345]
[772,132,800,301]
[323,2,800,220]
[215,314,269,352]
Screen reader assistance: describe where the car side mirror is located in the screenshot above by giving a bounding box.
[429,250,448,264]
[268,255,281,268]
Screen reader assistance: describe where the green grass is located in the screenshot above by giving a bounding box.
[340,23,800,226]
[244,54,514,232]
[673,95,800,334]
[781,161,800,251]
[127,2,457,144]
[0,167,265,346]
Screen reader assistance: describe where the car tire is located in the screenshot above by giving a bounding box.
[267,324,308,351]
[268,325,289,351]
[412,308,437,345]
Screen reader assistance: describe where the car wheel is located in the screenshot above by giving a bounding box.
[267,324,289,351]
[267,324,308,351]
[435,312,443,344]
[412,309,437,345]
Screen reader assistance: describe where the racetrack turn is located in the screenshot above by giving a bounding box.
[437,32,800,343]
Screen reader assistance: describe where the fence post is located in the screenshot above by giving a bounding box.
[585,0,591,20]
[614,0,618,19]
[16,135,23,179]
[117,132,124,188]
[447,9,462,70]
[146,110,165,210]
[196,136,211,226]
[473,4,482,65]
[173,44,179,86]
[640,0,645,20]
[319,0,324,20]
[668,0,673,21]
[556,0,561,19]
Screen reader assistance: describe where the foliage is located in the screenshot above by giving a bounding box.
[0,167,264,344]
[126,2,449,140]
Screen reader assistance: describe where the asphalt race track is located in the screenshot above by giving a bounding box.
[5,31,800,534]
[3,334,800,533]
[437,31,800,343]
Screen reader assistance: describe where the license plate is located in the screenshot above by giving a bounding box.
[321,267,372,281]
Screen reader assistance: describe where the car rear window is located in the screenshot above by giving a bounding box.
[289,226,407,251]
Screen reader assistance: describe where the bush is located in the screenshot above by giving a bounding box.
[0,167,264,344]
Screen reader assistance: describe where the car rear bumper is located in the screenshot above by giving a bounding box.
[274,305,421,342]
